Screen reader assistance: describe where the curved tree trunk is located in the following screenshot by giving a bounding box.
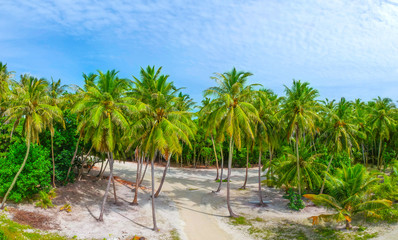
[99,160,109,179]
[258,146,264,206]
[227,135,238,218]
[65,137,81,182]
[98,152,114,221]
[214,144,224,193]
[1,140,31,209]
[154,154,170,198]
[139,158,149,186]
[150,154,158,231]
[51,134,56,188]
[240,148,249,189]
[211,135,220,180]
[319,155,334,194]
[132,155,142,205]
[78,145,94,181]
[296,125,302,196]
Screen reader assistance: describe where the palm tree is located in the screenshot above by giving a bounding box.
[129,66,195,230]
[47,78,67,187]
[73,70,135,221]
[276,147,326,192]
[0,62,13,102]
[204,67,260,217]
[1,75,62,209]
[319,98,360,194]
[368,97,397,169]
[305,164,392,229]
[281,80,320,195]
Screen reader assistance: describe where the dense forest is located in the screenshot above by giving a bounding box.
[0,61,397,234]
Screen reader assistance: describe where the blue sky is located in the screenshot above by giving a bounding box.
[1,0,398,102]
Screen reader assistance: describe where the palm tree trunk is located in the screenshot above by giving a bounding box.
[296,125,302,196]
[154,154,170,198]
[150,153,158,231]
[139,158,149,186]
[0,140,31,209]
[51,134,56,188]
[98,152,114,221]
[112,175,117,203]
[99,160,109,179]
[227,135,238,218]
[211,135,220,180]
[132,155,141,205]
[240,148,249,189]
[193,146,196,168]
[267,145,273,186]
[377,138,382,170]
[361,141,365,165]
[214,144,224,193]
[65,136,80,182]
[78,145,94,180]
[320,155,334,194]
[258,144,264,206]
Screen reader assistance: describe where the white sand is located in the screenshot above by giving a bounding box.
[4,161,398,239]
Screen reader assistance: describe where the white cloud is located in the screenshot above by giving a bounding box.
[0,0,397,100]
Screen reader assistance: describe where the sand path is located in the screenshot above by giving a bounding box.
[161,170,234,240]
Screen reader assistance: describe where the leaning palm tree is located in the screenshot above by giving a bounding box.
[73,70,136,221]
[368,97,397,169]
[204,67,261,217]
[319,98,360,194]
[1,75,62,209]
[280,80,320,195]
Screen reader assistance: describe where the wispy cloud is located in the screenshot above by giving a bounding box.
[0,0,397,101]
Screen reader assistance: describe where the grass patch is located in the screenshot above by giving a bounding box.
[230,216,251,226]
[169,229,180,240]
[187,188,198,191]
[215,179,228,182]
[0,214,69,240]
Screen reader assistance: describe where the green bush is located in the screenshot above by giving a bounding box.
[0,142,51,202]
[283,188,305,211]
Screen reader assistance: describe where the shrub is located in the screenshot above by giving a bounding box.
[0,142,51,202]
[283,188,305,211]
[35,190,56,209]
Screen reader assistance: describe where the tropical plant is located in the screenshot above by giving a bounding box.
[304,164,392,229]
[72,69,136,221]
[0,75,62,209]
[281,80,320,195]
[204,67,261,217]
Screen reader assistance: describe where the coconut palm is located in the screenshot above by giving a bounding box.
[0,62,13,102]
[73,69,135,221]
[129,66,195,230]
[280,80,320,195]
[319,98,360,194]
[1,75,62,209]
[368,97,397,169]
[276,147,326,191]
[305,164,392,229]
[204,67,260,217]
[47,78,68,187]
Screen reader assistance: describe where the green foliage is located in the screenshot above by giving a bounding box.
[230,216,250,226]
[0,142,51,202]
[0,214,68,240]
[35,190,55,209]
[283,188,305,211]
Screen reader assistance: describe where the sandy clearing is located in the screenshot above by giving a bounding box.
[4,160,398,239]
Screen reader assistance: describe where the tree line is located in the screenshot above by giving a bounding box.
[0,62,397,230]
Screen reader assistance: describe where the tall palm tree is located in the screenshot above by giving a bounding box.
[1,75,62,209]
[281,80,320,195]
[47,78,67,187]
[73,70,135,221]
[319,98,360,194]
[129,66,195,230]
[204,67,260,217]
[368,97,397,169]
